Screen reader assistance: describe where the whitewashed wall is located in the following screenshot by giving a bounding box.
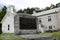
[2,13,15,33]
[37,13,59,31]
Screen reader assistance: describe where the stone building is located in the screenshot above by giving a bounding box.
[1,5,60,33]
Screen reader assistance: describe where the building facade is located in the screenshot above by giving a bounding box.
[1,5,60,33]
[1,5,16,33]
[32,7,60,32]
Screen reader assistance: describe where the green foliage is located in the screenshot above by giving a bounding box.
[52,32,60,37]
[17,9,23,13]
[0,23,2,34]
[0,33,27,40]
[17,2,60,14]
[56,3,60,7]
[17,7,35,14]
[43,7,50,11]
[0,6,7,34]
[0,6,7,22]
[25,7,35,14]
[52,32,60,40]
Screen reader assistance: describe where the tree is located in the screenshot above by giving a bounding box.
[17,9,23,13]
[56,3,60,7]
[34,7,42,13]
[50,4,56,9]
[26,7,34,14]
[43,7,50,11]
[17,7,35,14]
[0,6,7,22]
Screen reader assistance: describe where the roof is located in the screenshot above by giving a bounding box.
[32,7,60,16]
[1,13,8,23]
[1,7,60,23]
[1,5,16,23]
[1,12,16,23]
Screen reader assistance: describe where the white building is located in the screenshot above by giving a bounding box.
[1,5,60,33]
[1,5,16,33]
[32,7,60,32]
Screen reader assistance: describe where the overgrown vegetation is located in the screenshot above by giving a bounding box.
[0,6,7,22]
[52,32,60,37]
[0,33,27,40]
[0,23,2,34]
[52,32,60,40]
[0,32,60,40]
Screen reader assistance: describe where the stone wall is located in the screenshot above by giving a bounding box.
[14,13,37,35]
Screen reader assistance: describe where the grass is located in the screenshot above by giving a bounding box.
[52,32,60,40]
[0,33,14,36]
[40,32,60,40]
[0,32,60,40]
[52,32,60,37]
[38,31,60,40]
[0,33,27,40]
[46,32,60,37]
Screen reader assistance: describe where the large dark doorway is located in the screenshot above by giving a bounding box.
[0,23,2,34]
[19,17,37,30]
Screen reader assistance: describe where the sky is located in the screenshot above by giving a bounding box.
[0,0,60,10]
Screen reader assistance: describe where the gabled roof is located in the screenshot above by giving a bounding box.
[1,12,9,23]
[1,12,16,23]
[32,7,60,16]
[1,5,16,23]
[1,7,60,23]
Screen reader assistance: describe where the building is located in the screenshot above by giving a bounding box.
[1,5,60,33]
[32,7,60,33]
[14,7,60,34]
[14,13,37,34]
[1,5,16,33]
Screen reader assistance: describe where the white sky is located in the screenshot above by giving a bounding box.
[0,0,60,10]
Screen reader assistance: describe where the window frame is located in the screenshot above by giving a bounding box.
[49,26,52,29]
[8,25,10,31]
[48,16,51,21]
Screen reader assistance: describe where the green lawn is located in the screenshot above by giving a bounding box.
[44,32,60,37]
[52,32,60,38]
[0,33,27,40]
[0,32,60,40]
[40,32,60,40]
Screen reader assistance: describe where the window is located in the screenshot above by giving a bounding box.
[19,17,37,29]
[48,16,51,21]
[49,26,52,29]
[39,20,42,23]
[41,24,44,28]
[8,25,10,30]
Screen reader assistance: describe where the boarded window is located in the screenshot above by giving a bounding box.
[49,26,52,29]
[41,24,44,28]
[39,20,42,23]
[8,25,10,30]
[19,17,37,30]
[48,16,51,21]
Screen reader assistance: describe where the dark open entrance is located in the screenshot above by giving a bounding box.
[19,17,37,30]
[0,23,2,34]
